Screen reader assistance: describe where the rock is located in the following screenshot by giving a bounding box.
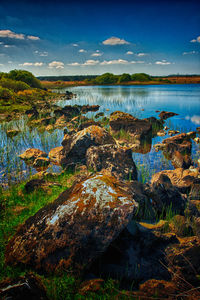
[19,148,48,162]
[60,125,116,169]
[6,129,20,138]
[132,279,178,299]
[168,130,180,136]
[65,90,75,99]
[0,273,48,300]
[33,157,50,169]
[54,105,81,119]
[89,221,178,288]
[189,178,200,200]
[164,126,169,130]
[95,112,104,119]
[185,200,200,218]
[151,168,200,194]
[109,111,152,141]
[81,105,100,113]
[194,137,200,144]
[24,179,46,193]
[157,129,166,136]
[149,173,186,215]
[159,111,179,120]
[166,236,200,288]
[86,144,137,181]
[159,133,193,169]
[49,146,63,164]
[79,279,104,295]
[78,119,101,131]
[144,116,163,135]
[170,215,193,237]
[6,174,138,273]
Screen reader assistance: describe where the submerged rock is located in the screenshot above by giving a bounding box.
[86,144,137,181]
[6,174,138,273]
[60,125,116,168]
[19,148,48,162]
[158,111,179,120]
[109,111,152,141]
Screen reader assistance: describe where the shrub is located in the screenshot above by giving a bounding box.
[0,87,13,100]
[7,70,42,88]
[0,78,30,92]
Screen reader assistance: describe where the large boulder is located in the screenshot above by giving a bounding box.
[86,144,137,181]
[6,174,138,273]
[54,105,81,119]
[109,111,152,141]
[60,125,116,168]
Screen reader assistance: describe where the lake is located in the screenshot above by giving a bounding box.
[1,84,200,186]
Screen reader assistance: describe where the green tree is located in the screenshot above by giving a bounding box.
[118,73,131,83]
[95,73,119,84]
[0,78,30,92]
[131,73,152,82]
[0,87,13,100]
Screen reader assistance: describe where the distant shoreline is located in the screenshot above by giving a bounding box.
[41,76,200,89]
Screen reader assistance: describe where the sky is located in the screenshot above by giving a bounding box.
[0,0,199,76]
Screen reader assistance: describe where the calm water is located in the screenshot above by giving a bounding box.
[1,84,200,186]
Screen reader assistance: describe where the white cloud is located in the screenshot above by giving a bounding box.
[102,36,130,45]
[0,30,24,39]
[34,50,48,56]
[27,35,40,41]
[72,43,78,47]
[91,51,103,57]
[68,60,99,66]
[131,60,144,64]
[0,42,3,45]
[100,59,128,65]
[83,59,99,66]
[136,53,148,57]
[68,62,81,66]
[183,51,198,55]
[19,62,43,67]
[190,36,200,43]
[126,51,133,55]
[0,63,4,66]
[155,60,171,65]
[48,61,64,69]
[79,49,87,53]
[0,30,40,41]
[186,115,200,125]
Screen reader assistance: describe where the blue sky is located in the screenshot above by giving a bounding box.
[0,0,199,76]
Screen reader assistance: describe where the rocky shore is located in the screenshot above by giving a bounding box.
[1,102,200,299]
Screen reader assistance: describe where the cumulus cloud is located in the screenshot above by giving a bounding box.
[136,53,148,57]
[190,36,200,43]
[102,37,130,45]
[4,45,15,48]
[0,29,24,39]
[19,62,43,67]
[183,51,198,55]
[79,49,87,53]
[131,60,144,64]
[155,60,171,65]
[91,51,103,57]
[100,59,128,65]
[0,30,40,41]
[72,43,78,47]
[68,60,99,66]
[27,35,40,41]
[83,59,99,65]
[48,61,64,69]
[34,50,48,56]
[126,51,133,55]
